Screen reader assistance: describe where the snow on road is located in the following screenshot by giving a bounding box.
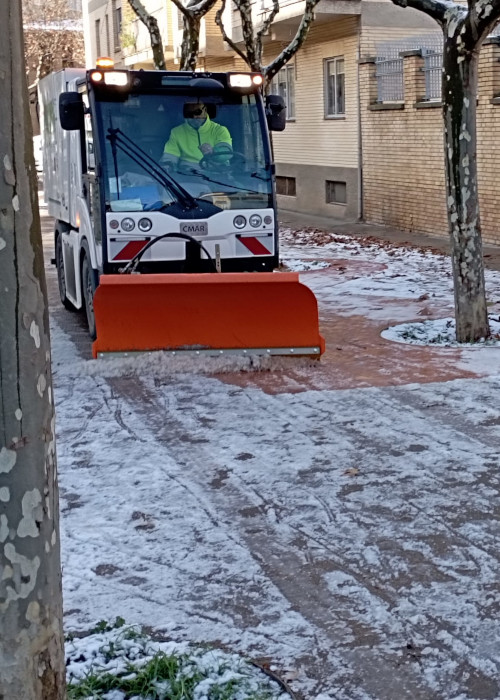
[49,227,500,699]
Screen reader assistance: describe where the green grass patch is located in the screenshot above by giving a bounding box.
[66,620,290,700]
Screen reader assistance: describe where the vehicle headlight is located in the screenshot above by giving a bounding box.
[121,217,135,232]
[249,214,262,228]
[138,218,152,232]
[233,215,246,229]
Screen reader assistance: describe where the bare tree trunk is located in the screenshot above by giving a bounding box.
[0,3,66,698]
[128,0,166,69]
[180,14,201,71]
[442,37,489,341]
[170,0,218,71]
[235,0,260,70]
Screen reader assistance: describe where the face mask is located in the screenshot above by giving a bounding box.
[186,117,206,129]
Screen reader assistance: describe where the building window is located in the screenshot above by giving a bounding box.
[95,18,101,57]
[112,2,122,52]
[324,57,345,117]
[326,180,346,204]
[105,14,111,56]
[276,176,296,197]
[271,64,295,120]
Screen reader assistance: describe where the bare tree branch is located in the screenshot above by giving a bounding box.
[234,0,260,70]
[464,0,500,45]
[390,0,450,25]
[255,0,280,65]
[263,0,320,83]
[160,0,218,70]
[169,0,190,18]
[188,0,219,19]
[127,0,166,69]
[219,0,320,85]
[168,0,217,20]
[214,0,251,66]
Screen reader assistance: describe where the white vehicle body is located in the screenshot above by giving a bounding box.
[39,68,99,311]
[39,66,283,338]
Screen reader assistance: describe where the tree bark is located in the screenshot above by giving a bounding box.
[0,3,66,698]
[169,0,219,71]
[128,0,166,69]
[235,0,260,70]
[442,28,489,341]
[180,14,201,71]
[214,0,252,67]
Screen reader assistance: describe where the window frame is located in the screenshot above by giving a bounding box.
[324,56,345,119]
[276,175,296,197]
[271,64,296,121]
[95,18,101,57]
[105,13,111,56]
[325,180,347,205]
[112,1,122,53]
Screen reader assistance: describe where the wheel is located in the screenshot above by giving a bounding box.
[81,253,97,341]
[55,233,76,311]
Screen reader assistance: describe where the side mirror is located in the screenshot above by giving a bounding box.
[265,94,286,132]
[59,92,84,131]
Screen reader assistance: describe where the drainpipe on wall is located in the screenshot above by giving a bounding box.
[356,20,363,222]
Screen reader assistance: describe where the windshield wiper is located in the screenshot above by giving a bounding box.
[106,127,198,211]
[250,171,269,182]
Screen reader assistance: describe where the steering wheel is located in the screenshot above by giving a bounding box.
[200,145,247,170]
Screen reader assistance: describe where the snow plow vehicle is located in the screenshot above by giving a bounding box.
[40,62,324,358]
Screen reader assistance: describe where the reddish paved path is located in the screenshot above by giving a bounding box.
[221,255,480,394]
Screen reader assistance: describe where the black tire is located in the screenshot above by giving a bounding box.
[55,233,76,311]
[81,251,97,341]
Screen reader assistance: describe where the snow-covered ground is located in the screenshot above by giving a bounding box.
[47,222,500,699]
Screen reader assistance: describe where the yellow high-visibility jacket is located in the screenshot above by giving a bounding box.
[163,117,232,163]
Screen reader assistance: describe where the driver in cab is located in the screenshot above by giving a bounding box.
[160,101,232,171]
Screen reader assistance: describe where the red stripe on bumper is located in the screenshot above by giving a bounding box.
[239,236,271,255]
[112,240,149,261]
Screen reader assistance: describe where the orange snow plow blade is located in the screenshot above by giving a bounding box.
[92,272,325,359]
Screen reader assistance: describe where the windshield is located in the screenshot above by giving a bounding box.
[93,92,273,213]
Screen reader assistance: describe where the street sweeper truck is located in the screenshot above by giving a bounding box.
[40,61,324,358]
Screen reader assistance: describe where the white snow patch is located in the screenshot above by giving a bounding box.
[283,259,330,272]
[382,316,500,346]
